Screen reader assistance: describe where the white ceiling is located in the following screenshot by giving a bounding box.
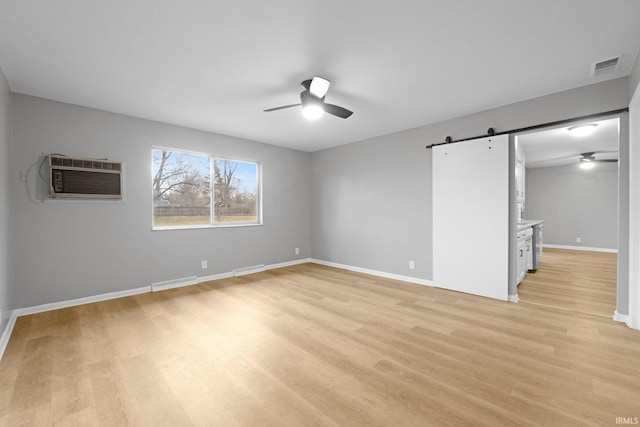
[1,1,639,152]
[518,118,619,168]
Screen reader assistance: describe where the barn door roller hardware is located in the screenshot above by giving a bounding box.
[433,128,496,149]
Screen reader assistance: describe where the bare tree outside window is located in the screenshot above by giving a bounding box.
[152,148,259,228]
[214,159,258,223]
[152,149,211,226]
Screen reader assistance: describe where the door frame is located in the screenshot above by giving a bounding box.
[627,87,640,330]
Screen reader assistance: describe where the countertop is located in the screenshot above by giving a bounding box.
[517,219,544,231]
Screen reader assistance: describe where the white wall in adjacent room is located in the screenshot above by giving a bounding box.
[525,162,618,250]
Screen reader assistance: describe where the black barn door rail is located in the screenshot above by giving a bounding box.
[425,108,629,149]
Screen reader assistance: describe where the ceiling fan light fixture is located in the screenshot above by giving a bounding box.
[302,104,324,120]
[568,123,598,137]
[265,76,352,119]
[309,76,331,98]
[579,161,595,169]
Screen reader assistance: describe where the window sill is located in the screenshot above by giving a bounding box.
[152,222,263,231]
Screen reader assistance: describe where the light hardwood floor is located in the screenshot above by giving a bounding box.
[518,248,618,318]
[1,262,639,426]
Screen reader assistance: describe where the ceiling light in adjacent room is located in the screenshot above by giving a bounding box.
[568,123,598,137]
[579,161,595,170]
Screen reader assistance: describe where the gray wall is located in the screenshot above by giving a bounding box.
[311,127,432,277]
[525,163,618,249]
[0,67,11,330]
[311,77,630,310]
[10,94,311,308]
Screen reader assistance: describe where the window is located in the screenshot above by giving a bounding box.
[152,148,260,228]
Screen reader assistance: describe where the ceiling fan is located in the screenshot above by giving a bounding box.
[580,152,618,163]
[264,76,353,119]
[577,151,618,169]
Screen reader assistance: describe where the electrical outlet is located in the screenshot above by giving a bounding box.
[576,237,582,243]
[295,248,300,255]
[201,260,208,269]
[409,260,415,270]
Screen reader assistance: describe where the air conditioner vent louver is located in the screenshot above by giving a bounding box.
[48,154,123,199]
[591,56,621,77]
[50,155,121,171]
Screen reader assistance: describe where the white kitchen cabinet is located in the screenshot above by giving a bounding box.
[517,238,527,284]
[516,226,533,285]
[525,236,533,271]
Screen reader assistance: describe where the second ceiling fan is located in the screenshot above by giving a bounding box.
[264,76,353,119]
[579,151,618,163]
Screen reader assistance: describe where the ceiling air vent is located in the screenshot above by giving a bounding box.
[591,56,621,77]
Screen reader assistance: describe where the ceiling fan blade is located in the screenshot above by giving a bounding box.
[595,159,618,162]
[264,103,301,112]
[324,103,353,119]
[310,76,331,98]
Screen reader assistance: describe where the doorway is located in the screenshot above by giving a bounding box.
[514,117,620,317]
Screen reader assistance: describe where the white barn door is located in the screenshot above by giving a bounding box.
[433,135,509,300]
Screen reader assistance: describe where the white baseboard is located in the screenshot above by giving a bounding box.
[0,310,17,360]
[15,286,152,317]
[198,271,234,283]
[197,259,310,284]
[543,244,617,253]
[310,258,434,287]
[151,276,198,292]
[266,258,311,270]
[613,310,629,323]
[233,264,266,277]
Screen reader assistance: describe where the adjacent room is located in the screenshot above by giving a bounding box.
[516,118,620,317]
[1,1,640,425]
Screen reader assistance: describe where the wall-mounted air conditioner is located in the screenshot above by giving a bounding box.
[48,155,123,199]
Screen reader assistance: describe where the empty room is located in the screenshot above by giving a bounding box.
[1,1,640,425]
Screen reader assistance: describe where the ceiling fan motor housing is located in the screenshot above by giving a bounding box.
[300,90,323,107]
